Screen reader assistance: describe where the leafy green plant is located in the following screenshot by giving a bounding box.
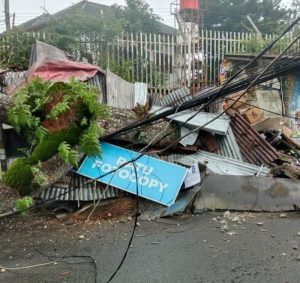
[3,159,34,195]
[5,78,109,194]
[58,142,79,168]
[31,162,48,187]
[240,34,295,55]
[15,197,33,216]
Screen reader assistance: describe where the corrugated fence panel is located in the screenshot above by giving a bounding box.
[37,174,119,201]
[106,70,135,109]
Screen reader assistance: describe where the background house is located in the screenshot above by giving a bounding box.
[19,0,176,36]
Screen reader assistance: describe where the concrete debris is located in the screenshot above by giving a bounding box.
[193,175,300,212]
[280,213,287,218]
[212,211,248,235]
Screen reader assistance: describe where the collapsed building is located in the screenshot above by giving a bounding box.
[1,29,300,218]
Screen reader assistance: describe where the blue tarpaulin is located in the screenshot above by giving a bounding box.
[77,142,188,206]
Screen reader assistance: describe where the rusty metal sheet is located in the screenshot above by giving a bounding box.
[230,113,279,166]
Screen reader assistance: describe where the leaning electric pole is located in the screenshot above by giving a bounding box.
[4,0,11,31]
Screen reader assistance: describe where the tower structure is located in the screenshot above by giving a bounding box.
[171,0,207,88]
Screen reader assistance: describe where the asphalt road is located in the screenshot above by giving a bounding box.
[0,212,300,283]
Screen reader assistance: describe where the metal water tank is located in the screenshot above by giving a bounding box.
[180,0,199,11]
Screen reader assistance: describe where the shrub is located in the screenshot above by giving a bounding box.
[4,159,34,195]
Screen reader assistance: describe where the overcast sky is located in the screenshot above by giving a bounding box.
[0,0,294,32]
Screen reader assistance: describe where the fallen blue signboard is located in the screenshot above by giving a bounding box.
[77,142,188,206]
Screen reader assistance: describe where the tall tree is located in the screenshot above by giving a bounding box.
[290,0,300,20]
[202,0,289,33]
[114,0,162,33]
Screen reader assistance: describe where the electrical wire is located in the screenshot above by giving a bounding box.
[151,34,300,154]
[0,238,78,271]
[106,161,139,283]
[225,97,298,120]
[2,18,299,220]
[104,48,300,141]
[101,28,300,278]
[0,16,299,282]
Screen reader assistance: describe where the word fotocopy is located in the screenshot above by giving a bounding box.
[77,142,188,206]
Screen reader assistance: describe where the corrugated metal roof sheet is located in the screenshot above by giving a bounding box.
[170,110,230,135]
[176,151,270,176]
[151,106,230,135]
[215,127,243,161]
[87,73,107,104]
[230,113,279,166]
[37,174,119,201]
[159,87,192,107]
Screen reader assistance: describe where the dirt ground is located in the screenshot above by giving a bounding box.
[0,186,19,213]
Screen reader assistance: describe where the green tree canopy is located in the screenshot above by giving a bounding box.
[202,0,289,33]
[290,0,300,20]
[113,0,162,33]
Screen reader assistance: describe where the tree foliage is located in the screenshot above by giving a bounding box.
[113,0,162,33]
[0,0,163,70]
[203,0,289,33]
[0,29,77,70]
[290,0,300,20]
[5,78,109,194]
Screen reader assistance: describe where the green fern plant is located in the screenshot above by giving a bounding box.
[58,142,79,168]
[5,78,109,194]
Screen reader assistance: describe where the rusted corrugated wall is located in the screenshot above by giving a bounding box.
[230,113,279,166]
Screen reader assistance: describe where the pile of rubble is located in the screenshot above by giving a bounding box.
[1,39,300,220]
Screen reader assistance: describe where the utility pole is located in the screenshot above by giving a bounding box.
[4,0,11,31]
